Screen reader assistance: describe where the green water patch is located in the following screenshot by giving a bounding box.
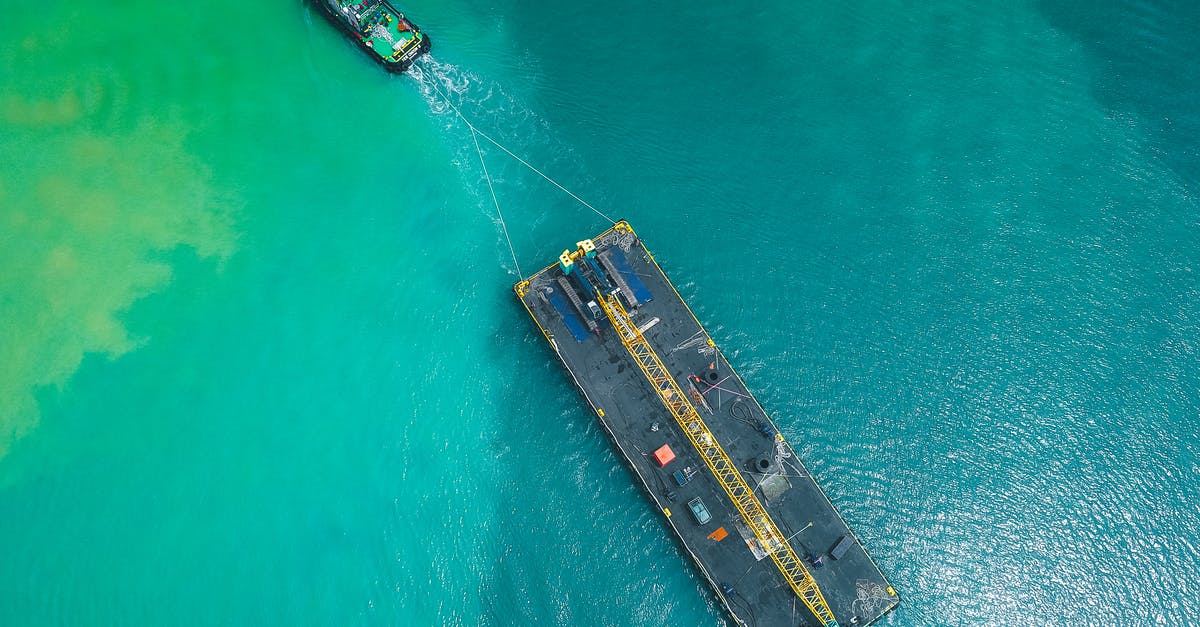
[0,6,238,459]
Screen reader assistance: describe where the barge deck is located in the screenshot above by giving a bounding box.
[515,222,898,626]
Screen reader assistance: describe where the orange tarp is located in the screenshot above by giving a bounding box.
[653,445,675,467]
[708,527,728,541]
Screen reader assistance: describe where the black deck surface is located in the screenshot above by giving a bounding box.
[516,224,899,627]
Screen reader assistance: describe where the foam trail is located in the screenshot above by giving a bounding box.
[408,55,614,236]
[410,56,537,137]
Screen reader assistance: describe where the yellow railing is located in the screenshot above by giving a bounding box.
[599,292,839,627]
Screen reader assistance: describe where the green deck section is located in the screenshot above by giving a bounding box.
[332,0,423,62]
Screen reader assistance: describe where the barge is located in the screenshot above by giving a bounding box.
[515,222,899,626]
[315,0,430,73]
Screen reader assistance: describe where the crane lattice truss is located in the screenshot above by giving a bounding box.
[598,292,840,627]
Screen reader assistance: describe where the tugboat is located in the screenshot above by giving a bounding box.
[315,0,430,73]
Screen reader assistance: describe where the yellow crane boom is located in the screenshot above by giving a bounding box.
[598,290,839,627]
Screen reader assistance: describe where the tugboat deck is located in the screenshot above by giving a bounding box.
[316,0,429,72]
[515,222,899,626]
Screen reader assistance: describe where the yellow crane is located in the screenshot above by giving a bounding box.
[596,283,840,627]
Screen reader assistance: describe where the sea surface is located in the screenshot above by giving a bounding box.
[2,1,1198,625]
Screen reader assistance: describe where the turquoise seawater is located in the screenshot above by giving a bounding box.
[2,0,1198,624]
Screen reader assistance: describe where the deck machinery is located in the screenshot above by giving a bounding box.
[515,222,899,626]
[314,0,430,73]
